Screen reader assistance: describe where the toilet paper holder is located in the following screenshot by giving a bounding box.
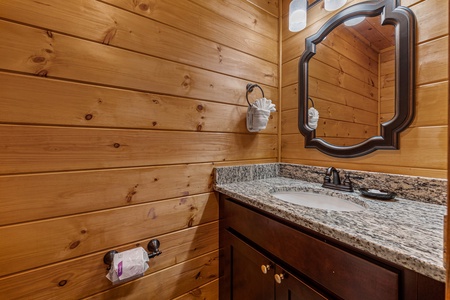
[103,239,162,270]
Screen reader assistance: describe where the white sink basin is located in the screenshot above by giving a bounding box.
[271,191,365,212]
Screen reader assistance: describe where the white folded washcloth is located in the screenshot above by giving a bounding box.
[246,98,276,132]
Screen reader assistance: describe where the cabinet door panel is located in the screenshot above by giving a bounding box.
[275,266,328,300]
[221,231,275,300]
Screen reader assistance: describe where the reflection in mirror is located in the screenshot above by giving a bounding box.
[298,0,416,158]
[309,14,395,146]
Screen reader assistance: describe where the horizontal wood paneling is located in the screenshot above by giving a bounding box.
[250,0,279,17]
[282,126,447,170]
[0,0,278,69]
[0,125,277,174]
[416,36,448,85]
[281,158,447,179]
[0,20,277,105]
[100,0,278,63]
[0,0,279,298]
[0,72,277,134]
[0,222,218,299]
[280,0,448,178]
[85,250,219,300]
[173,279,219,300]
[412,82,448,127]
[0,193,218,277]
[190,0,278,41]
[0,164,214,225]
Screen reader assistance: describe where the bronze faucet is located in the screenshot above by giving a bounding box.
[322,167,354,192]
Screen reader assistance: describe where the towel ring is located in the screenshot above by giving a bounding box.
[246,83,265,106]
[308,97,315,108]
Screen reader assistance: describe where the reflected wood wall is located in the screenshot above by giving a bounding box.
[281,0,448,178]
[308,25,380,146]
[0,0,279,299]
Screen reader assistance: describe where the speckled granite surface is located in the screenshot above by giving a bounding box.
[214,163,447,282]
[215,163,447,205]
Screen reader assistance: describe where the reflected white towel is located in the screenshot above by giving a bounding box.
[246,98,276,132]
[308,107,319,129]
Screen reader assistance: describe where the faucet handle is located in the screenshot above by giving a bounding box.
[343,173,353,188]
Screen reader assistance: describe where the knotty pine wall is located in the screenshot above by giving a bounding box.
[281,0,448,178]
[0,0,279,299]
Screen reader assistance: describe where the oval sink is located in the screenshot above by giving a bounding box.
[271,191,365,212]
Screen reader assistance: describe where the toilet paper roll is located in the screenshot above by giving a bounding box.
[106,247,149,284]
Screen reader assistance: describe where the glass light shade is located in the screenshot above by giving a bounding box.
[289,0,307,32]
[324,0,347,11]
[344,16,365,26]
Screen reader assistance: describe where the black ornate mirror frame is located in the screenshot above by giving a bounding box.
[298,0,416,158]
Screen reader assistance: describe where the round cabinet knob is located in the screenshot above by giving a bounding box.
[274,273,285,284]
[260,264,272,274]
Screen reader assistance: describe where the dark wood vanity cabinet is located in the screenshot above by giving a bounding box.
[219,195,444,300]
[222,230,326,300]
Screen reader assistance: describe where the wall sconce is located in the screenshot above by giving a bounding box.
[289,0,307,32]
[289,0,348,32]
[324,0,347,11]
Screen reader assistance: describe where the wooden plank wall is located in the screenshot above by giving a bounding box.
[379,47,396,123]
[281,0,448,178]
[308,25,379,146]
[0,0,279,299]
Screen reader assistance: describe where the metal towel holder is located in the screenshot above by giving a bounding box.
[246,83,265,106]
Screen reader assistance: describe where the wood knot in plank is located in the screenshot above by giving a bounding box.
[58,280,68,287]
[69,240,80,249]
[126,184,139,203]
[189,288,202,297]
[187,216,195,227]
[194,271,201,280]
[147,207,157,219]
[36,70,48,77]
[196,104,204,112]
[139,3,149,11]
[181,75,191,89]
[32,56,46,63]
[103,27,117,45]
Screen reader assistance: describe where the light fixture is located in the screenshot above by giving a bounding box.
[324,0,347,11]
[344,16,365,26]
[289,0,307,32]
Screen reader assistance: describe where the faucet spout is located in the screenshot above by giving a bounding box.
[325,167,341,185]
[323,167,353,192]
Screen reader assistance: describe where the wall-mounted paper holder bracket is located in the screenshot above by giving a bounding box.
[103,239,162,270]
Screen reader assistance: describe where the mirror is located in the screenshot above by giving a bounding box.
[298,0,416,158]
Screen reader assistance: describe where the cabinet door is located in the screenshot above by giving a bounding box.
[221,231,275,300]
[274,266,328,300]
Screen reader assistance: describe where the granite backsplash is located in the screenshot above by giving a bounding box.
[214,163,447,205]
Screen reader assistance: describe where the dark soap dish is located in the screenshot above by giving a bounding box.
[359,188,397,201]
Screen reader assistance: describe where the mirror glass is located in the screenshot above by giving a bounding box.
[309,15,395,146]
[298,0,415,158]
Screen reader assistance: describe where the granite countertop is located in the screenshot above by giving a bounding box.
[214,164,447,282]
